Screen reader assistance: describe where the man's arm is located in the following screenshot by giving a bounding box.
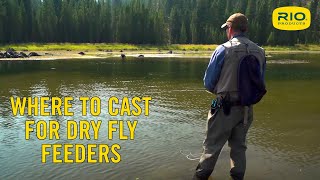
[203,45,226,93]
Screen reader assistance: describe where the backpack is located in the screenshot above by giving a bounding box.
[238,54,267,106]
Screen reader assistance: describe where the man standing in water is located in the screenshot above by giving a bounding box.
[193,13,266,180]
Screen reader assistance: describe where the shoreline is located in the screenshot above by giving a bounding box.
[1,49,320,61]
[1,43,320,61]
[0,50,212,61]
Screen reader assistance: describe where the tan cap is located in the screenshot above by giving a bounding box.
[221,13,248,32]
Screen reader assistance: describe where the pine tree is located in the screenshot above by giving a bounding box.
[38,0,58,42]
[308,0,319,43]
[0,0,7,42]
[267,31,275,45]
[99,0,112,42]
[169,7,180,43]
[190,10,198,44]
[246,0,256,22]
[59,0,72,42]
[179,21,187,44]
[0,0,318,45]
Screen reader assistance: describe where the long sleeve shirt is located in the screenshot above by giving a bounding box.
[203,45,226,94]
[203,34,266,95]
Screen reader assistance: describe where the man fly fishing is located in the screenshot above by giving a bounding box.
[193,13,267,180]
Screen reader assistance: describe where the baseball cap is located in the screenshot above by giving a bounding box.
[221,13,248,32]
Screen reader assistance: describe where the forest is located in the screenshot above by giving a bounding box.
[0,0,319,45]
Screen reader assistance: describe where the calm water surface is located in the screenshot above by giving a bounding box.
[0,54,320,180]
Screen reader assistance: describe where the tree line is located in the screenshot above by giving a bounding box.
[0,0,319,45]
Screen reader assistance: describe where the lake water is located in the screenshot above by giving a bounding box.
[0,54,320,180]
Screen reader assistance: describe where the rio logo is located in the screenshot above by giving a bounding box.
[272,6,311,31]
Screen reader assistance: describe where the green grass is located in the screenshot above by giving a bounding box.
[263,44,320,51]
[0,43,217,51]
[0,43,319,52]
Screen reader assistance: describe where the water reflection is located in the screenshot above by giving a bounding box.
[0,55,320,179]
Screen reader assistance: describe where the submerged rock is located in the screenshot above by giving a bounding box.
[4,50,19,58]
[0,48,38,58]
[46,53,54,56]
[29,52,41,57]
[3,52,10,58]
[20,52,28,58]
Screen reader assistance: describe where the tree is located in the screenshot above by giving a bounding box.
[59,0,72,42]
[180,21,187,44]
[169,7,180,43]
[38,0,58,42]
[190,10,198,44]
[0,0,319,45]
[0,0,7,42]
[99,0,112,42]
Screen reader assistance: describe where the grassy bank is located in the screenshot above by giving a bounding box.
[263,44,320,51]
[0,43,320,52]
[0,43,217,51]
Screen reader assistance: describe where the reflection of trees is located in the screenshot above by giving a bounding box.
[0,60,41,74]
[0,58,209,121]
[0,57,319,169]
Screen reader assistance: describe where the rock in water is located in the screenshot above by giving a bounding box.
[7,48,15,53]
[7,50,15,56]
[12,52,19,58]
[4,51,14,58]
[29,52,41,57]
[78,52,85,55]
[121,54,126,58]
[4,52,10,58]
[138,55,144,58]
[20,52,28,58]
[2,48,29,58]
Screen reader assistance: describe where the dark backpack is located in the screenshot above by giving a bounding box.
[238,54,266,106]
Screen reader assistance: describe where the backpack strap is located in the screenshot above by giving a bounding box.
[221,44,229,56]
[245,43,250,54]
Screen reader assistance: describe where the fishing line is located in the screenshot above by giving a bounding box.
[179,150,202,161]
